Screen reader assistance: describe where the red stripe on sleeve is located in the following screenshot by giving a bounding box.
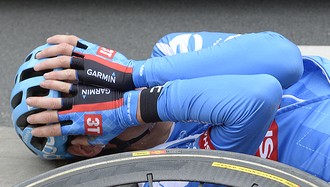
[84,54,133,73]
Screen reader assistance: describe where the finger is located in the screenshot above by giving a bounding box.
[31,123,62,137]
[40,80,72,93]
[88,135,110,146]
[26,97,62,109]
[27,110,59,124]
[36,43,74,59]
[34,56,71,71]
[71,136,90,146]
[46,35,79,46]
[43,69,77,81]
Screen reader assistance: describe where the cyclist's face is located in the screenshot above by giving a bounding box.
[67,141,103,157]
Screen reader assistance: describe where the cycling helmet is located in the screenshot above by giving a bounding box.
[10,44,73,160]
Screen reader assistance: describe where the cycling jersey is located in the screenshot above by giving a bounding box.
[141,31,329,185]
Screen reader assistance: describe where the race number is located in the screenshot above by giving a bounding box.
[84,114,103,135]
[97,47,116,59]
[256,120,278,161]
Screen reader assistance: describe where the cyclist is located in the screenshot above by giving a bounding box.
[22,31,329,182]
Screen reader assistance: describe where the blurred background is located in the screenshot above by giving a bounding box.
[0,0,329,186]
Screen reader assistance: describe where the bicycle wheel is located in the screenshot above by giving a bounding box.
[15,149,328,187]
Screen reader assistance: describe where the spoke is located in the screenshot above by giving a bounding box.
[147,173,154,187]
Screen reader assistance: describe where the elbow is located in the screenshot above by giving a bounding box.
[278,37,303,88]
[253,74,283,109]
[266,31,304,88]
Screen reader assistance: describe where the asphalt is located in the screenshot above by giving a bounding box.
[0,0,330,186]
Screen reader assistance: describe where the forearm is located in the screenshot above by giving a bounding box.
[137,74,282,126]
[136,74,283,155]
[133,31,303,89]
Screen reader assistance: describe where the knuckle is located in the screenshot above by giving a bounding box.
[68,35,76,40]
[43,113,50,123]
[59,83,67,92]
[50,99,59,109]
[46,112,55,122]
[58,56,67,66]
[49,125,58,136]
[64,69,71,79]
[68,70,76,80]
[69,35,79,41]
[59,43,71,53]
[58,43,66,50]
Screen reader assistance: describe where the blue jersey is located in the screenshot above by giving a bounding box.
[275,56,330,181]
[139,31,329,185]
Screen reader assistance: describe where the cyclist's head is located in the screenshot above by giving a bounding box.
[10,44,73,160]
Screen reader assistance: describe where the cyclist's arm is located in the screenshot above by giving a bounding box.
[135,31,303,89]
[150,31,236,57]
[147,74,282,155]
[30,73,282,155]
[34,31,302,92]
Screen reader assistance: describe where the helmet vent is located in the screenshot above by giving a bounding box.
[19,68,51,82]
[27,86,50,97]
[11,91,23,109]
[30,136,47,151]
[25,53,32,62]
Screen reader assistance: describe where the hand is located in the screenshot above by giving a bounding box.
[37,35,128,63]
[26,80,140,145]
[34,35,137,91]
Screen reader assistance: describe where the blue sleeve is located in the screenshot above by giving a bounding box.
[150,31,237,57]
[157,74,283,154]
[133,31,303,89]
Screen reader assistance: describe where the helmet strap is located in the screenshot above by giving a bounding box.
[98,128,150,155]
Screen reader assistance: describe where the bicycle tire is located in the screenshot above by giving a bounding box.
[15,149,329,187]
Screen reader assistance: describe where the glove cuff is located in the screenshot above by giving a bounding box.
[140,87,162,123]
[122,90,141,126]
